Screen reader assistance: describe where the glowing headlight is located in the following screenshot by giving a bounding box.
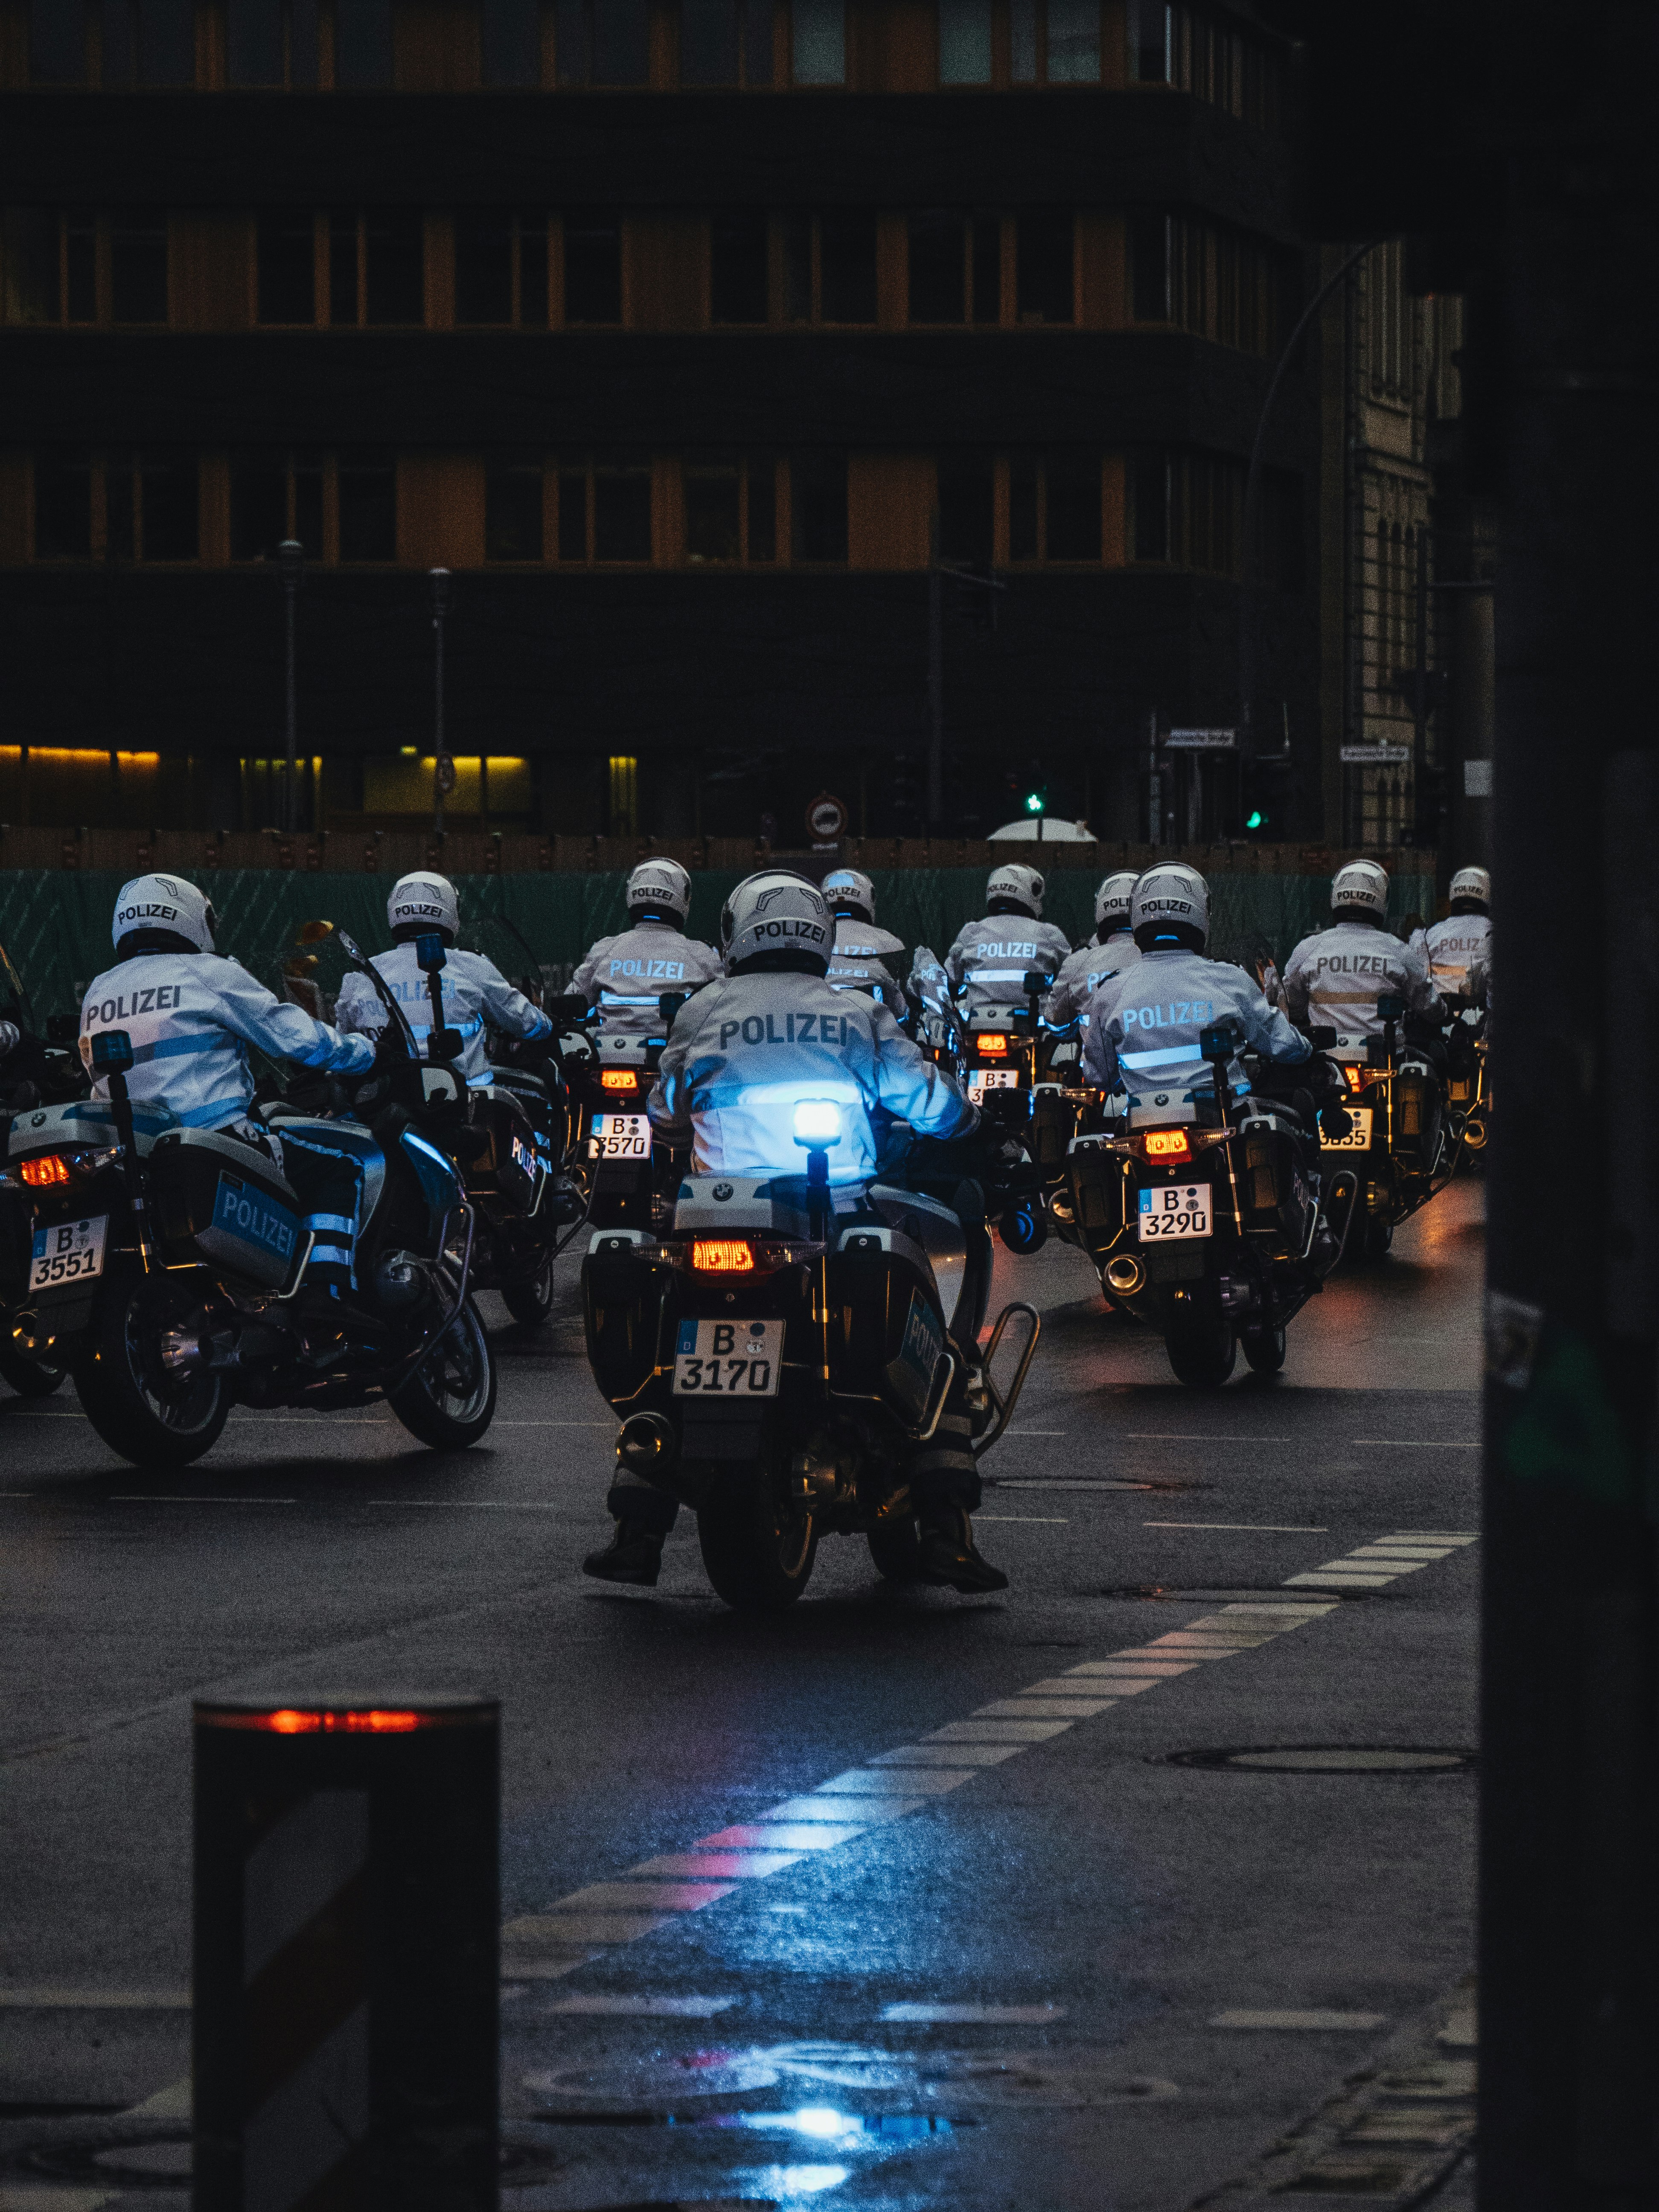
[792,1099,843,1147]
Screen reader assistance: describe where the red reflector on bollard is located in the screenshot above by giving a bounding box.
[199,1704,474,1732]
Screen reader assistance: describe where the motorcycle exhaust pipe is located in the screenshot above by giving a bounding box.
[1103,1252,1144,1296]
[617,1411,678,1479]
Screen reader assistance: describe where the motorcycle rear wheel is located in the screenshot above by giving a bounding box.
[73,1274,230,1468]
[0,1339,67,1398]
[1164,1303,1237,1388]
[698,1468,818,1612]
[1240,1323,1287,1375]
[501,1255,555,1327]
[389,1297,498,1449]
[1362,1216,1394,1262]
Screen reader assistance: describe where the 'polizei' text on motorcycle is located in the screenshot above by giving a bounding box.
[582,1100,1040,1611]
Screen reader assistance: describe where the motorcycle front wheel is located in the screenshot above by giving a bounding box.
[0,1339,67,1398]
[698,1466,818,1612]
[501,1254,555,1327]
[389,1297,498,1449]
[1240,1323,1287,1375]
[73,1273,230,1468]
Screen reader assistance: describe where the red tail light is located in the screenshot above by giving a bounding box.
[601,1069,640,1093]
[693,1239,755,1272]
[21,1154,70,1187]
[977,1034,1009,1056]
[1143,1129,1191,1162]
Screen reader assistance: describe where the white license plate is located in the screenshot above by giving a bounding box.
[1138,1184,1211,1241]
[672,1318,784,1397]
[591,1113,652,1159]
[30,1215,108,1290]
[968,1068,1020,1094]
[1320,1106,1374,1153]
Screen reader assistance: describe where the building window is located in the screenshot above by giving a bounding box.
[791,451,847,562]
[1130,212,1286,357]
[101,0,195,84]
[684,454,777,562]
[564,210,622,322]
[338,450,397,559]
[256,210,317,323]
[1010,451,1100,562]
[335,0,393,86]
[32,449,94,559]
[1132,0,1283,130]
[680,0,773,84]
[555,458,653,561]
[937,455,994,565]
[608,755,639,834]
[1131,448,1242,573]
[1015,208,1072,323]
[226,0,318,85]
[326,209,425,325]
[457,210,549,325]
[1001,0,1100,84]
[105,451,200,561]
[110,210,169,321]
[791,0,843,84]
[907,210,1001,324]
[229,448,324,559]
[555,0,649,84]
[481,0,541,85]
[710,210,768,323]
[28,0,88,83]
[783,212,876,324]
[485,456,544,559]
[2,209,62,322]
[937,0,990,83]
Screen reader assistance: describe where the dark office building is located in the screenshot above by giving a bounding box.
[0,0,1317,841]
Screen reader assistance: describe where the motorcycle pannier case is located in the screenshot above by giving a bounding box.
[148,1129,304,1289]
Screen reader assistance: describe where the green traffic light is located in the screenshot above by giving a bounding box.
[1025,793,1044,815]
[1246,809,1265,830]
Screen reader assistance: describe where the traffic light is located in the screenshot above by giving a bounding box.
[1025,790,1045,817]
[1240,753,1289,838]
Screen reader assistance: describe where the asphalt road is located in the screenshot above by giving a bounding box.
[0,1176,1484,2212]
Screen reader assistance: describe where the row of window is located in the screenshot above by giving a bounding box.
[1,205,1293,349]
[17,0,1282,104]
[12,446,1294,575]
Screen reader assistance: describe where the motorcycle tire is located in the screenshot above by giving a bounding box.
[1164,1305,1237,1389]
[73,1272,230,1469]
[1362,1217,1394,1262]
[697,1467,818,1612]
[0,1338,67,1398]
[1240,1324,1287,1376]
[500,1256,555,1327]
[867,1512,930,1585]
[388,1296,498,1449]
[998,1202,1049,1255]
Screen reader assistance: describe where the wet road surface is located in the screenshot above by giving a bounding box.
[0,1178,1484,2209]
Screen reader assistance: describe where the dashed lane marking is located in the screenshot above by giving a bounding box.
[881,2002,1066,2025]
[1283,1530,1477,1592]
[1210,2009,1391,2032]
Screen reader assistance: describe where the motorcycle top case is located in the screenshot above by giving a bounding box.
[148,1129,304,1289]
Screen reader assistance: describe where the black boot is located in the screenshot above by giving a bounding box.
[916,1504,1009,1595]
[583,1518,666,1586]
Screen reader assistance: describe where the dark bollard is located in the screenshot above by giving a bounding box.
[192,1694,499,2211]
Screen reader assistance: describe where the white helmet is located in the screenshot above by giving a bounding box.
[1094,870,1138,931]
[1132,862,1209,944]
[1332,860,1388,920]
[822,867,876,920]
[1449,865,1491,907]
[986,862,1045,919]
[388,871,459,940]
[720,870,833,974]
[112,873,217,954]
[626,857,692,924]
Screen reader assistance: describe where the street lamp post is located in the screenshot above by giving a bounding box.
[277,539,304,834]
[430,568,451,841]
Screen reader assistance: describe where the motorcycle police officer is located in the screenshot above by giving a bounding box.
[1045,870,1141,1029]
[334,872,553,1086]
[1082,864,1326,1112]
[570,858,723,1034]
[81,874,376,1295]
[822,867,908,1016]
[945,863,1072,1017]
[1411,866,1491,1001]
[1281,861,1443,1045]
[585,869,1007,1596]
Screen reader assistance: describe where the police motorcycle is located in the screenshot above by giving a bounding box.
[1444,991,1490,1163]
[0,948,90,1399]
[955,968,1080,1257]
[0,931,497,1467]
[1062,1022,1358,1386]
[1316,992,1463,1260]
[581,1096,1039,1611]
[547,992,684,1240]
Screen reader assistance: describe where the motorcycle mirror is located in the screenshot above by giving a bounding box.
[1309,1025,1337,1048]
[1199,1025,1237,1061]
[1022,969,1048,996]
[659,991,687,1026]
[1377,994,1404,1023]
[416,932,448,974]
[90,1028,134,1075]
[296,919,335,944]
[336,929,368,966]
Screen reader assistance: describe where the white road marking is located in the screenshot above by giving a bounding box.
[976,1514,1070,1523]
[761,1796,925,1825]
[927,1719,1072,1742]
[369,1500,564,1510]
[1284,1572,1395,1588]
[0,2187,117,2209]
[0,1987,189,2008]
[974,1697,1118,1719]
[869,1743,1027,1767]
[1125,1433,1293,1443]
[1211,2008,1390,2031]
[632,1851,804,1878]
[1143,1522,1329,1532]
[1002,1429,1068,1436]
[1061,1674,1160,1696]
[881,2002,1066,2024]
[552,1880,736,1912]
[1352,1439,1478,1448]
[696,1824,871,1850]
[544,1993,737,2017]
[814,1768,978,1797]
[108,1495,299,1506]
[125,2075,191,2117]
[509,1911,678,1944]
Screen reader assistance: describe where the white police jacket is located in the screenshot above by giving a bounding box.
[945,915,1073,1015]
[1411,913,1491,998]
[1045,930,1140,1028]
[570,923,724,1035]
[80,953,373,1129]
[1281,923,1442,1042]
[826,918,907,1013]
[335,946,550,1088]
[1081,949,1310,1103]
[648,972,976,1185]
